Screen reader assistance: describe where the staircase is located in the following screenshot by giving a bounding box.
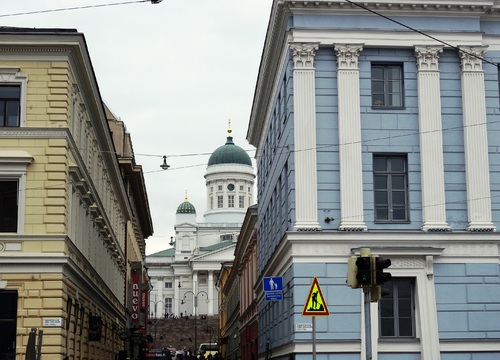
[148,315,219,352]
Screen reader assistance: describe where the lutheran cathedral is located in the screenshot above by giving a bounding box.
[145,125,255,318]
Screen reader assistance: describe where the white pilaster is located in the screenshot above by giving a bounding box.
[290,42,321,230]
[335,44,367,231]
[417,263,441,360]
[158,277,164,317]
[174,276,180,316]
[459,46,495,232]
[415,45,450,232]
[208,271,214,315]
[192,271,198,315]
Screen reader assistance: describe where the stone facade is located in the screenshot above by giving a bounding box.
[0,28,152,359]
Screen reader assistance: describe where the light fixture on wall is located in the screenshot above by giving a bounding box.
[169,236,176,247]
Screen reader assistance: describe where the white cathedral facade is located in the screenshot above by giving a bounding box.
[145,127,255,319]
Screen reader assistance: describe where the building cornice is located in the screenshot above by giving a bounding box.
[280,1,497,16]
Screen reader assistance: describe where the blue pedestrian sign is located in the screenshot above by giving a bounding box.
[263,277,282,292]
[263,277,283,301]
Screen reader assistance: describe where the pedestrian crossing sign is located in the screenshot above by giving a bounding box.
[302,277,330,316]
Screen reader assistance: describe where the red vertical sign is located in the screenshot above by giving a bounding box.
[131,273,140,323]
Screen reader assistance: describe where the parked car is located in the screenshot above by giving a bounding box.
[146,349,172,359]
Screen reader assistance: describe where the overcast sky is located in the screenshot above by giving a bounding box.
[1,0,271,255]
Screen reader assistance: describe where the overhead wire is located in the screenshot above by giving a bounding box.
[344,0,500,68]
[0,0,499,226]
[0,0,152,18]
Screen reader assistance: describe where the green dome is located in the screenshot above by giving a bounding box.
[208,136,252,166]
[176,199,196,214]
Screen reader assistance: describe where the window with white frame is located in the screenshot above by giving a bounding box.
[217,195,223,208]
[379,278,415,338]
[0,150,32,233]
[239,195,245,208]
[0,86,20,127]
[164,282,172,289]
[228,195,234,208]
[0,69,27,127]
[0,180,18,232]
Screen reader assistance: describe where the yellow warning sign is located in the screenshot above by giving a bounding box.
[302,277,330,316]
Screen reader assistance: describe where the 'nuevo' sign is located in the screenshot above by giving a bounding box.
[131,273,140,323]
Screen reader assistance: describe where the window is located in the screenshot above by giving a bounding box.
[164,282,172,289]
[379,278,415,338]
[240,185,244,191]
[164,298,172,314]
[0,69,27,127]
[220,234,232,241]
[0,290,18,359]
[218,185,222,191]
[373,155,408,222]
[217,196,223,208]
[239,195,245,208]
[0,151,33,234]
[228,195,234,208]
[0,180,18,232]
[0,85,20,127]
[371,64,404,107]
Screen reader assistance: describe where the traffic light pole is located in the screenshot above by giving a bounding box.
[347,248,391,360]
[363,288,372,360]
[359,248,372,360]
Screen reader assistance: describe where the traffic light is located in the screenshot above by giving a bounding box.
[346,256,359,288]
[372,255,392,285]
[355,256,372,286]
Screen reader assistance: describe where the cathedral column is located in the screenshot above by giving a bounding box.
[290,43,321,230]
[158,277,164,317]
[192,271,198,315]
[174,276,181,316]
[335,44,367,231]
[415,45,450,231]
[459,46,495,231]
[208,271,214,315]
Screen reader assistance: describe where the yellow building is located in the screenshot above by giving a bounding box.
[0,28,152,359]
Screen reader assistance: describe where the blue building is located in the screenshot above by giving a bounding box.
[247,1,500,360]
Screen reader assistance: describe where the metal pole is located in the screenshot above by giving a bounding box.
[312,316,316,360]
[364,288,372,360]
[194,295,198,354]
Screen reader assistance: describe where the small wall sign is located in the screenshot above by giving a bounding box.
[43,318,64,327]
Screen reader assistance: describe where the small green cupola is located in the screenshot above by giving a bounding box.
[176,194,196,214]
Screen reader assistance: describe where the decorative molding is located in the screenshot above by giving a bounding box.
[425,255,434,279]
[281,1,493,14]
[335,44,363,70]
[415,45,443,71]
[459,45,488,71]
[289,42,319,68]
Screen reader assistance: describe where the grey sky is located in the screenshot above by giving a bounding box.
[1,0,271,254]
